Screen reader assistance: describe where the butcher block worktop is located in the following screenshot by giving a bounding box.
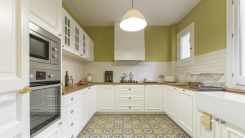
[62,82,201,95]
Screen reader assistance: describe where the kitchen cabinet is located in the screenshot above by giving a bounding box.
[89,86,97,117]
[80,89,89,129]
[164,86,176,120]
[62,8,94,62]
[145,85,163,112]
[197,109,245,138]
[62,8,73,51]
[30,0,62,38]
[97,85,116,112]
[0,0,30,137]
[33,120,63,138]
[176,88,196,137]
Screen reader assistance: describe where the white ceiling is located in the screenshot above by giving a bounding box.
[63,0,201,26]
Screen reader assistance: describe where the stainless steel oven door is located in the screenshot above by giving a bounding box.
[29,30,51,64]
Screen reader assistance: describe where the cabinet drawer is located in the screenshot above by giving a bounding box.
[63,115,79,136]
[63,103,79,125]
[116,85,144,93]
[63,92,79,107]
[116,94,144,102]
[116,103,145,112]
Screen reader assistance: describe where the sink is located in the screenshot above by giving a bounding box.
[196,91,245,130]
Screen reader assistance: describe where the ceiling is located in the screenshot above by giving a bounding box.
[63,0,201,26]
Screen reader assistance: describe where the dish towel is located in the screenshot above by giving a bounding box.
[201,112,212,130]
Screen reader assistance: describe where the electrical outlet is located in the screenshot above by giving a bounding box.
[159,75,164,78]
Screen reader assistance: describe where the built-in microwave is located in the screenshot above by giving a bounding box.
[29,22,61,71]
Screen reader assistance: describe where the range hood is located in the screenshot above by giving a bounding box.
[114,22,145,61]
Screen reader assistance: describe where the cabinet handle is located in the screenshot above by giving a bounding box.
[71,122,74,126]
[129,97,131,99]
[62,45,64,47]
[87,57,89,59]
[215,118,219,121]
[129,88,131,90]
[71,110,74,113]
[174,88,175,89]
[71,135,74,138]
[129,106,131,109]
[58,122,62,125]
[80,54,83,56]
[221,121,226,124]
[58,34,62,37]
[89,87,91,89]
[71,97,74,101]
[183,90,185,92]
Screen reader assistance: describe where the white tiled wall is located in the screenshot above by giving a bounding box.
[62,56,83,84]
[83,62,174,83]
[177,49,227,82]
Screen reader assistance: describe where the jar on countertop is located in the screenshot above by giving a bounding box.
[87,73,93,83]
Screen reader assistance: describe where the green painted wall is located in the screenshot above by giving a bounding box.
[62,2,84,29]
[170,24,178,61]
[145,26,171,62]
[178,0,226,56]
[84,27,115,62]
[84,26,172,62]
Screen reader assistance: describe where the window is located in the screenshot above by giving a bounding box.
[227,0,245,88]
[177,22,194,66]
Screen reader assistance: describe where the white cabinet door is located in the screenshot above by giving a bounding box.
[176,89,195,136]
[145,85,163,112]
[80,89,89,128]
[197,110,221,138]
[0,0,30,138]
[81,32,88,59]
[33,120,62,138]
[73,22,81,55]
[97,85,115,112]
[88,37,94,61]
[222,121,245,138]
[62,8,73,50]
[89,86,96,116]
[30,0,62,37]
[165,86,176,120]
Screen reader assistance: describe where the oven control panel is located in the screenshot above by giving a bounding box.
[36,72,46,80]
[51,41,58,65]
[30,69,61,82]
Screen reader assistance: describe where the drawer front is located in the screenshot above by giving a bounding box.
[63,103,79,125]
[116,94,144,102]
[64,123,80,138]
[116,103,145,112]
[63,92,79,107]
[116,85,144,93]
[63,115,79,135]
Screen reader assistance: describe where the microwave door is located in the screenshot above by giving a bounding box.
[29,30,51,64]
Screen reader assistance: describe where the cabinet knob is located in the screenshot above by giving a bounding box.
[62,45,65,47]
[71,122,74,126]
[58,122,62,125]
[80,54,83,56]
[129,97,131,99]
[129,106,131,109]
[215,118,219,121]
[71,97,74,101]
[71,110,74,113]
[174,88,175,89]
[58,34,62,37]
[221,121,226,124]
[129,88,131,90]
[71,135,74,138]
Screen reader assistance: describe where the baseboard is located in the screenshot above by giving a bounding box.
[95,112,166,114]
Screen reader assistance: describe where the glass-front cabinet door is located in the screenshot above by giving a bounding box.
[74,22,80,54]
[81,31,87,58]
[62,9,72,50]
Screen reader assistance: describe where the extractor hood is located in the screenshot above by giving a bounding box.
[114,22,145,61]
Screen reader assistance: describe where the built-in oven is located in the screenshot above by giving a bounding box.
[29,22,61,137]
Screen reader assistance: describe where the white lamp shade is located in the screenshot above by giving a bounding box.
[120,8,147,32]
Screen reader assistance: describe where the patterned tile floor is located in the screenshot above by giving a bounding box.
[77,114,190,138]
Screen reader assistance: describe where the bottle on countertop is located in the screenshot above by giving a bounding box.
[65,71,69,86]
[69,76,75,87]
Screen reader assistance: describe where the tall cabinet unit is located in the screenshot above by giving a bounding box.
[29,0,63,37]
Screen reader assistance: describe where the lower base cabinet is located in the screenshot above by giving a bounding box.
[97,85,115,112]
[145,85,163,112]
[80,88,89,129]
[197,110,245,138]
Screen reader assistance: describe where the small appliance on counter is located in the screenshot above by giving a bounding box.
[105,71,113,83]
[87,73,93,83]
[165,76,175,83]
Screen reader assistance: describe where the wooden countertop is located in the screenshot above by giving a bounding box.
[62,82,245,95]
[62,82,200,95]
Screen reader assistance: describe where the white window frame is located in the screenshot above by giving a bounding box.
[227,0,245,89]
[177,22,195,66]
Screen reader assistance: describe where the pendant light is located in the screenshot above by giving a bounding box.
[120,0,147,32]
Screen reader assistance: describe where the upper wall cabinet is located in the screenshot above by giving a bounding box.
[29,0,63,38]
[61,8,94,62]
